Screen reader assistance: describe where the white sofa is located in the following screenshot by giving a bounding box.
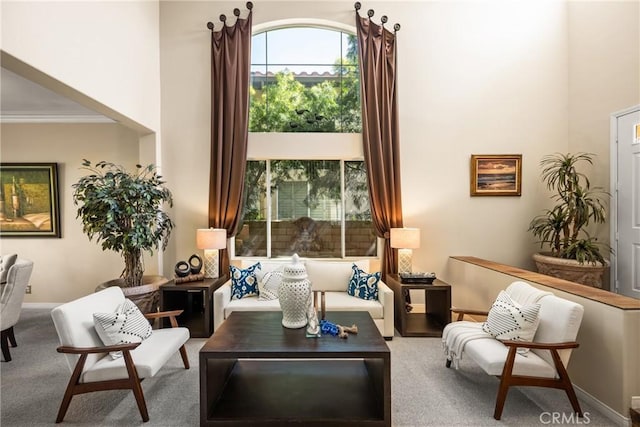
[213,259,394,339]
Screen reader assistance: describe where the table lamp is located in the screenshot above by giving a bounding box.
[196,228,227,278]
[390,227,421,274]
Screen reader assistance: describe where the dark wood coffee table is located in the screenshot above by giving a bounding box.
[199,311,391,427]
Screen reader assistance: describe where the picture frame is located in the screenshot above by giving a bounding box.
[0,163,61,237]
[470,154,522,197]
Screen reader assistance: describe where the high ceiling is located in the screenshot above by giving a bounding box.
[0,67,112,123]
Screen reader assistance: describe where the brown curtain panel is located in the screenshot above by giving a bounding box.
[209,6,252,276]
[356,11,403,276]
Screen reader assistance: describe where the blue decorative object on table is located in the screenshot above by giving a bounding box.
[320,319,339,336]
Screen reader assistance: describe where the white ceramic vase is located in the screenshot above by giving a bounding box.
[278,254,312,328]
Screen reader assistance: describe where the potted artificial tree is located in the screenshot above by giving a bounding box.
[528,152,610,288]
[72,160,174,312]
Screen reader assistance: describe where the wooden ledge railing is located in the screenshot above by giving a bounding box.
[450,256,640,311]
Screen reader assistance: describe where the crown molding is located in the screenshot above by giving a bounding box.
[0,114,115,124]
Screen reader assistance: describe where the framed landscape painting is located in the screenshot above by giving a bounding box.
[0,163,61,237]
[470,154,522,196]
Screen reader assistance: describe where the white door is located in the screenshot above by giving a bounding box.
[612,106,640,299]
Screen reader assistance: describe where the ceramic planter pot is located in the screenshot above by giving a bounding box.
[532,253,609,288]
[96,275,169,314]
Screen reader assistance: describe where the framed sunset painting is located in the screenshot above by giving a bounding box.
[470,154,522,196]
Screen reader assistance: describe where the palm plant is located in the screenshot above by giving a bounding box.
[72,160,174,287]
[528,153,608,265]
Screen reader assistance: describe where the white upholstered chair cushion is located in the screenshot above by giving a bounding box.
[223,291,384,319]
[531,294,584,368]
[82,327,189,382]
[0,259,34,334]
[464,334,558,377]
[51,286,126,372]
[305,260,369,292]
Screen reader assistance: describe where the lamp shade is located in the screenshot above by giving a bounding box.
[196,228,227,250]
[390,228,420,249]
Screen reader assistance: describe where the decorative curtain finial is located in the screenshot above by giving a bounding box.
[354,2,361,11]
[207,22,214,30]
[220,14,227,23]
[381,15,388,25]
[394,24,401,32]
[367,9,374,18]
[233,8,240,17]
[247,1,253,9]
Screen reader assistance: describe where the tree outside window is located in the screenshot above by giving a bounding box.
[235,27,375,259]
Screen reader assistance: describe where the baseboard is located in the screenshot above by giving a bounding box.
[573,384,630,427]
[521,383,630,427]
[23,302,60,309]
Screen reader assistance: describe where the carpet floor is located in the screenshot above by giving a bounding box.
[1,309,614,426]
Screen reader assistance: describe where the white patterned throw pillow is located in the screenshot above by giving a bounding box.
[482,290,541,352]
[258,269,283,301]
[93,298,153,359]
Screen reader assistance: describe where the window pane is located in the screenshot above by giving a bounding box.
[236,161,267,257]
[270,160,341,258]
[249,65,270,132]
[345,161,376,257]
[266,28,341,65]
[251,32,266,64]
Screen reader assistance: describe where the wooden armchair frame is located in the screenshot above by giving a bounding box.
[450,307,488,322]
[496,339,582,420]
[447,306,583,420]
[55,310,189,423]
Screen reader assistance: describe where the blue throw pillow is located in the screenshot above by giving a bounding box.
[230,263,261,300]
[347,264,381,300]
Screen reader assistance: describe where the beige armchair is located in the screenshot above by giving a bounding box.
[443,281,585,420]
[1,258,34,362]
[51,286,190,423]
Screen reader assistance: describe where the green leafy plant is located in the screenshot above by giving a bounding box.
[72,160,174,287]
[528,153,608,265]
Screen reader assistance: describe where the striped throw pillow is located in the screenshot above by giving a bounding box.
[482,290,541,351]
[93,298,153,359]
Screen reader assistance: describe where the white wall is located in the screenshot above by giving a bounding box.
[567,1,640,247]
[1,0,161,133]
[0,0,637,303]
[0,123,162,303]
[159,0,640,278]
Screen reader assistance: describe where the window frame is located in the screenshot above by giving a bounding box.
[230,21,381,261]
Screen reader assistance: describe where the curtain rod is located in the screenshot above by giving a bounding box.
[207,1,253,31]
[354,2,401,32]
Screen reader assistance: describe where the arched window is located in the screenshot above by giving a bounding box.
[235,25,376,260]
[250,27,360,133]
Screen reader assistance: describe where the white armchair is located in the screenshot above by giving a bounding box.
[1,258,34,362]
[51,286,190,423]
[443,281,584,420]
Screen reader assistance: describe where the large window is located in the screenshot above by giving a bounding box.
[236,26,375,259]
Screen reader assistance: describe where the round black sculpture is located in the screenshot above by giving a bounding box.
[189,254,203,275]
[174,261,190,277]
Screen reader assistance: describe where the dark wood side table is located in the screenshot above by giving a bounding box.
[386,274,451,337]
[159,276,227,338]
